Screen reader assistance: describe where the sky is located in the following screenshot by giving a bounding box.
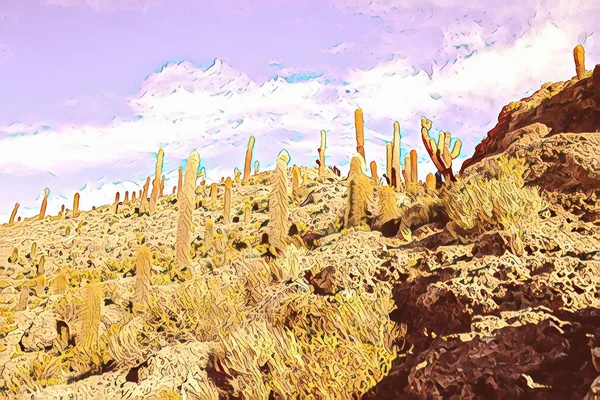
[0,0,599,221]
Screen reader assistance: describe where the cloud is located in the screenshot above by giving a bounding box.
[42,0,163,12]
[0,21,589,221]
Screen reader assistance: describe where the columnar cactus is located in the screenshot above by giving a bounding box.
[80,282,102,352]
[319,130,327,180]
[175,151,200,270]
[160,175,165,196]
[124,191,130,204]
[370,161,379,185]
[421,117,462,182]
[39,188,50,220]
[355,108,366,161]
[574,44,586,80]
[402,155,411,186]
[410,149,418,184]
[344,154,373,229]
[177,167,183,195]
[140,177,151,213]
[391,122,402,191]
[37,255,46,275]
[268,150,291,252]
[377,186,400,226]
[223,177,232,224]
[385,143,392,184]
[8,203,19,226]
[234,168,242,184]
[243,203,252,223]
[133,245,152,310]
[30,242,37,261]
[425,173,437,192]
[292,165,301,198]
[17,285,29,311]
[131,191,137,204]
[204,218,215,254]
[113,192,120,214]
[244,135,255,183]
[73,192,80,217]
[149,148,165,215]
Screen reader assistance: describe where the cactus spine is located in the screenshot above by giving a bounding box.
[133,245,152,309]
[175,151,200,270]
[268,150,291,251]
[223,177,232,224]
[421,117,462,182]
[39,188,50,220]
[344,154,373,228]
[354,108,365,161]
[574,44,586,80]
[8,203,19,226]
[244,136,255,183]
[319,130,327,180]
[149,148,164,215]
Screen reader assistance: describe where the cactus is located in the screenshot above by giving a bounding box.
[140,177,151,213]
[402,155,411,186]
[254,160,260,176]
[172,186,176,195]
[160,175,165,196]
[177,167,183,195]
[370,161,379,185]
[17,285,29,311]
[33,275,45,297]
[132,245,152,310]
[208,183,217,208]
[410,149,418,184]
[39,188,50,220]
[319,130,327,180]
[377,186,400,226]
[344,154,373,228]
[113,192,120,214]
[175,151,200,270]
[355,108,365,161]
[8,203,19,226]
[30,242,37,261]
[73,192,80,217]
[223,177,232,224]
[138,189,142,200]
[234,168,242,184]
[243,203,252,223]
[79,282,103,352]
[204,218,215,254]
[425,173,437,192]
[421,117,462,182]
[574,44,586,80]
[391,122,402,191]
[243,136,255,183]
[149,148,165,215]
[37,255,45,275]
[292,165,301,198]
[9,247,18,263]
[268,150,291,252]
[131,191,137,204]
[124,191,130,204]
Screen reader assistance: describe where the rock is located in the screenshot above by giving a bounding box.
[17,309,59,352]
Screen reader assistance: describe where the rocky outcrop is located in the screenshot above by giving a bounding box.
[461,64,600,194]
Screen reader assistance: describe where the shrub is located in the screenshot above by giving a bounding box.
[442,155,546,234]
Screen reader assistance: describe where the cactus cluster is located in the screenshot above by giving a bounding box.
[421,117,462,182]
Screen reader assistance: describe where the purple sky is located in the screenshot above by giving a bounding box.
[0,0,599,220]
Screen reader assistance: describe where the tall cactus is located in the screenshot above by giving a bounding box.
[223,177,232,224]
[39,188,50,221]
[175,151,200,270]
[113,192,120,214]
[391,122,402,191]
[177,166,183,195]
[402,155,411,186]
[355,108,365,161]
[410,149,418,184]
[385,142,392,185]
[318,130,327,180]
[268,150,291,252]
[574,44,586,80]
[421,117,462,182]
[149,148,164,215]
[140,177,151,214]
[243,136,255,183]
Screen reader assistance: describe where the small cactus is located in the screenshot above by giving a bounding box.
[30,242,37,261]
[131,191,137,204]
[292,165,301,198]
[268,150,291,252]
[319,130,327,181]
[79,282,103,352]
[574,44,586,80]
[39,188,50,220]
[392,122,402,191]
[9,247,18,263]
[385,143,393,185]
[425,173,437,192]
[124,191,130,204]
[234,168,242,184]
[140,177,151,214]
[344,154,373,229]
[410,149,418,184]
[204,218,215,254]
[37,255,45,275]
[244,136,255,183]
[132,246,152,310]
[113,192,120,214]
[17,285,29,311]
[243,203,252,223]
[253,160,260,176]
[370,161,379,185]
[177,166,183,195]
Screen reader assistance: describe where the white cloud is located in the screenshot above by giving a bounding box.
[0,22,586,221]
